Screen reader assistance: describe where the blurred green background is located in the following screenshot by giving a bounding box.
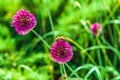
[0,0,120,80]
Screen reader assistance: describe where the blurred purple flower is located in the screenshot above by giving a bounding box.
[91,23,102,36]
[12,9,36,35]
[50,37,73,64]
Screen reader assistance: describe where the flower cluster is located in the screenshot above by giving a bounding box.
[11,9,102,64]
[50,37,73,64]
[12,9,36,35]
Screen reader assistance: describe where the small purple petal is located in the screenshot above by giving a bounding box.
[50,37,73,64]
[12,9,36,35]
[91,23,102,36]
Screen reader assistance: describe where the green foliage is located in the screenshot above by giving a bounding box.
[0,0,120,80]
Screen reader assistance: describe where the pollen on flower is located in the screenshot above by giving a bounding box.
[50,36,73,64]
[91,23,102,36]
[12,9,36,35]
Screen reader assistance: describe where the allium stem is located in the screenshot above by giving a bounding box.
[60,64,64,80]
[96,37,113,66]
[65,63,82,80]
[46,0,55,40]
[97,49,102,66]
[62,64,67,80]
[65,37,96,65]
[32,30,51,49]
[65,37,83,50]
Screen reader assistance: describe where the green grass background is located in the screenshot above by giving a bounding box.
[0,0,120,80]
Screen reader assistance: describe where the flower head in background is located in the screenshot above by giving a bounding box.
[50,36,73,64]
[91,23,102,36]
[12,9,36,35]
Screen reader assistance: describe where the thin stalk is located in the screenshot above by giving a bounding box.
[32,30,51,49]
[113,44,117,67]
[62,64,67,80]
[65,37,83,50]
[97,49,102,66]
[65,37,96,65]
[96,37,113,66]
[96,0,102,66]
[65,63,82,80]
[113,25,117,68]
[108,24,114,46]
[101,36,118,67]
[46,0,55,40]
[112,0,118,67]
[41,16,49,53]
[60,64,64,80]
[112,24,118,68]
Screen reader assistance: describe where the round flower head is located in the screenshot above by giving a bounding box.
[12,9,36,35]
[91,23,102,36]
[50,37,73,64]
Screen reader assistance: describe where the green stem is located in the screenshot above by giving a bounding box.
[62,64,67,80]
[113,31,117,67]
[60,64,64,80]
[65,37,83,50]
[46,0,55,40]
[96,38,102,66]
[65,63,82,80]
[97,49,102,66]
[112,5,118,68]
[96,37,113,66]
[65,37,96,65]
[32,30,51,49]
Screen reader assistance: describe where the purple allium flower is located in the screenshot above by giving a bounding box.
[91,23,102,36]
[50,37,73,64]
[12,9,36,35]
